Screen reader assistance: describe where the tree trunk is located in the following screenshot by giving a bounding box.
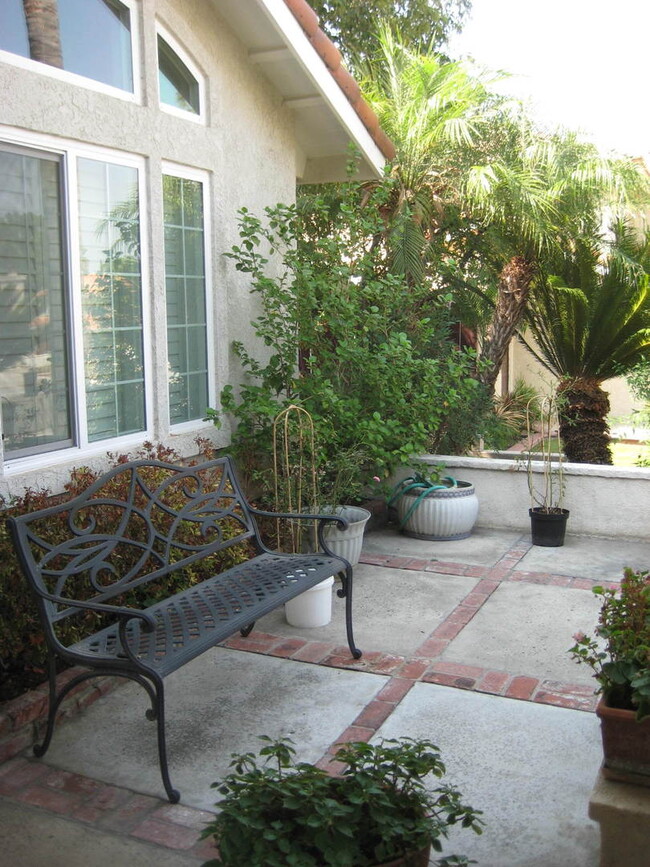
[23,0,63,68]
[479,256,535,394]
[557,378,612,464]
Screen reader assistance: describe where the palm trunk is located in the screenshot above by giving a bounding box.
[557,378,612,464]
[23,0,63,68]
[479,256,535,394]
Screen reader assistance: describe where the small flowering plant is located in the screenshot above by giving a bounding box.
[569,568,650,720]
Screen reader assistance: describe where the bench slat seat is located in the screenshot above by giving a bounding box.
[74,551,344,674]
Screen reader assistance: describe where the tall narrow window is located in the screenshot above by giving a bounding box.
[0,147,72,458]
[157,34,201,116]
[163,173,209,425]
[77,157,145,441]
[1,0,134,93]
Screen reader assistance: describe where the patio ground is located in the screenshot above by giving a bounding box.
[1,526,647,866]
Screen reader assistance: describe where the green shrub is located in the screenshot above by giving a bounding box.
[209,184,483,505]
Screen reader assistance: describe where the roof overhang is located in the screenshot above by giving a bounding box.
[215,0,389,183]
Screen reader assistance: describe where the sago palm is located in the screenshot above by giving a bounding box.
[522,222,650,464]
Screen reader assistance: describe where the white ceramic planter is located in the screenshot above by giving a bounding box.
[396,482,478,541]
[285,576,334,627]
[323,506,371,566]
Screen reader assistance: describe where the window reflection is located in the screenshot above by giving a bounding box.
[1,0,133,92]
[0,149,72,457]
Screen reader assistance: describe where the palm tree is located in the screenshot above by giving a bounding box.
[359,25,500,287]
[361,29,650,395]
[22,0,62,68]
[464,123,648,394]
[521,222,650,463]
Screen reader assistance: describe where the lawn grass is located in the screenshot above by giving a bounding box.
[529,438,650,467]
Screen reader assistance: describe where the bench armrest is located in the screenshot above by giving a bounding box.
[247,505,349,532]
[35,589,157,632]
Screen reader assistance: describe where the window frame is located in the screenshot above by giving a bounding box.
[156,23,206,125]
[161,162,214,432]
[0,0,141,104]
[0,128,152,474]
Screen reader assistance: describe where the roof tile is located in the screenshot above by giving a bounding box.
[283,0,396,160]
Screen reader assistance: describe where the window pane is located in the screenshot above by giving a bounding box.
[0,0,133,93]
[0,147,72,457]
[78,157,144,442]
[158,35,200,114]
[163,174,208,424]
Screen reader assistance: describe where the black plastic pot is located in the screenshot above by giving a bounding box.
[529,507,570,547]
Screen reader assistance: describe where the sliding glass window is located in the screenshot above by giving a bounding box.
[0,147,72,457]
[0,140,146,460]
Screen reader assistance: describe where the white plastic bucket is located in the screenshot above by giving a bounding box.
[284,576,334,627]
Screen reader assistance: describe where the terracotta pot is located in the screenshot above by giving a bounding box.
[373,843,431,867]
[597,694,650,785]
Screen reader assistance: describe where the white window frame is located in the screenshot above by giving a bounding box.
[0,0,141,104]
[161,162,214,433]
[156,22,206,125]
[0,127,152,475]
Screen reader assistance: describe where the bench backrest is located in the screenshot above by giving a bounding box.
[8,457,259,624]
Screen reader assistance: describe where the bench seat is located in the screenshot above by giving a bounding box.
[74,551,345,674]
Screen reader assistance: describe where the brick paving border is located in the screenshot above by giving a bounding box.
[0,533,614,859]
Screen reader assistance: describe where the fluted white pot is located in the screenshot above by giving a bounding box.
[396,482,478,541]
[323,506,371,566]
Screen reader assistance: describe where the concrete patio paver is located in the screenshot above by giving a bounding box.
[361,526,522,567]
[377,683,602,867]
[515,533,649,581]
[439,580,603,685]
[39,651,388,811]
[258,563,479,657]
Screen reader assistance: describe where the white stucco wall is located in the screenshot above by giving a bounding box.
[0,0,299,499]
[414,454,650,540]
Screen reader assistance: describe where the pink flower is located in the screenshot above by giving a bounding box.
[372,476,381,483]
[572,631,586,642]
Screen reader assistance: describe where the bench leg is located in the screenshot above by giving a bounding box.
[148,674,181,804]
[336,568,362,659]
[34,657,103,758]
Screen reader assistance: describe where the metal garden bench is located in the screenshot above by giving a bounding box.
[7,456,361,803]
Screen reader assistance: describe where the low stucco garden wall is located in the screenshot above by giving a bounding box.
[410,454,650,540]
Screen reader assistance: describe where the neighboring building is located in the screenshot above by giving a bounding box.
[0,0,393,499]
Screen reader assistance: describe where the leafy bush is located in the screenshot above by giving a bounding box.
[570,569,650,720]
[481,380,541,452]
[0,441,255,702]
[209,183,482,506]
[201,736,483,866]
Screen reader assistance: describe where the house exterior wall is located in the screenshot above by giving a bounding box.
[0,0,299,499]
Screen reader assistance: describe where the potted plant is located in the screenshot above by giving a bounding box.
[569,568,650,783]
[524,395,569,546]
[200,735,483,866]
[388,466,479,541]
